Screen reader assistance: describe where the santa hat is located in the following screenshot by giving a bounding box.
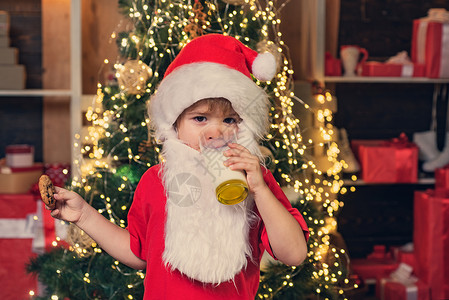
[149,34,277,141]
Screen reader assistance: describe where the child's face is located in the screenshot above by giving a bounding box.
[176,100,241,151]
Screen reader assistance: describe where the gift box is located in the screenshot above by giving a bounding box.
[0,47,18,64]
[413,190,449,299]
[380,279,429,300]
[0,193,63,299]
[325,51,342,76]
[0,36,9,47]
[390,248,415,270]
[0,194,39,299]
[411,9,449,78]
[352,245,398,283]
[0,164,43,194]
[352,258,399,284]
[361,62,425,77]
[367,244,391,260]
[6,144,34,167]
[0,64,26,90]
[377,263,430,300]
[434,166,449,192]
[352,134,418,183]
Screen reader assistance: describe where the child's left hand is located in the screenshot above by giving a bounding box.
[223,143,266,193]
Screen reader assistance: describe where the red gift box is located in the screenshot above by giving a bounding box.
[411,15,449,78]
[352,245,398,284]
[390,244,415,269]
[434,166,449,192]
[379,279,430,300]
[325,51,342,76]
[413,190,449,299]
[0,193,61,299]
[352,134,418,183]
[352,259,399,284]
[0,194,39,299]
[361,62,425,77]
[376,263,430,300]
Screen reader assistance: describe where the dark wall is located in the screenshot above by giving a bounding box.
[0,1,42,162]
[335,0,449,258]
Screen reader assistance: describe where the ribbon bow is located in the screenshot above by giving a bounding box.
[382,132,414,148]
[427,8,449,23]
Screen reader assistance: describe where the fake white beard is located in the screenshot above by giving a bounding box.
[161,125,262,284]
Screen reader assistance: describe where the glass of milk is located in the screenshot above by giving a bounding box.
[199,126,248,205]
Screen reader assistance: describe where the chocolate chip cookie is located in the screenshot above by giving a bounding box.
[39,175,56,209]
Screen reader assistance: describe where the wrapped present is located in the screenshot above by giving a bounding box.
[0,47,18,64]
[44,163,71,187]
[377,263,429,300]
[434,165,449,192]
[5,144,34,168]
[325,51,342,76]
[390,243,415,269]
[367,245,391,260]
[352,258,399,284]
[361,62,425,77]
[0,35,9,47]
[352,245,398,283]
[0,193,66,298]
[381,281,429,300]
[413,190,449,299]
[0,194,39,299]
[0,64,26,90]
[351,133,418,183]
[362,51,425,77]
[0,164,43,194]
[411,9,449,78]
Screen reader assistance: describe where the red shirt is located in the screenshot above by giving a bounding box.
[128,164,309,300]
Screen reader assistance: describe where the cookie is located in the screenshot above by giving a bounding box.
[39,175,56,209]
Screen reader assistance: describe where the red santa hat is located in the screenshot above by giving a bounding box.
[149,34,277,141]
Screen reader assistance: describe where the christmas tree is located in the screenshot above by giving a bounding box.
[28,0,357,299]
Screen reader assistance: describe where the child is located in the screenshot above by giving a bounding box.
[50,34,309,299]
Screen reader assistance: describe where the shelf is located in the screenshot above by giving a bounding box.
[324,76,449,84]
[343,177,435,186]
[0,89,72,97]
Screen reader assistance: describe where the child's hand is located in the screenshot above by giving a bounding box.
[223,143,267,194]
[48,187,87,225]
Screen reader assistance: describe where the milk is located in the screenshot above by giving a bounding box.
[199,127,249,205]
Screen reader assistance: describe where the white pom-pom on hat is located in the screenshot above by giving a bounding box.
[252,52,277,81]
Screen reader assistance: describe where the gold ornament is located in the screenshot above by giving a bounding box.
[116,60,152,95]
[221,0,246,5]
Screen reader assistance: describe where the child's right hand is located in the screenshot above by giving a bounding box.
[49,187,87,225]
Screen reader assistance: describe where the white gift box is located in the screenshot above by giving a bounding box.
[5,144,34,168]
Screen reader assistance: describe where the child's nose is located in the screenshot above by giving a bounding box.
[205,125,224,140]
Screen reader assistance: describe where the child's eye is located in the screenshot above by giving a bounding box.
[193,116,207,122]
[223,118,237,124]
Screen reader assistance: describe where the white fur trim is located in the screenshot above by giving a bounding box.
[252,52,277,81]
[149,62,269,142]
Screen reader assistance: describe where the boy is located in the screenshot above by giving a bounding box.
[50,34,309,299]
